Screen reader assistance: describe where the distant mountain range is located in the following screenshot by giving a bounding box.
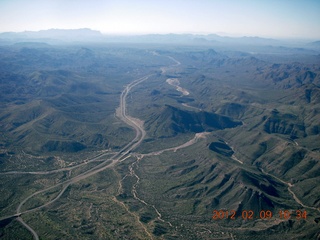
[0,28,318,47]
[308,40,320,48]
[0,28,104,43]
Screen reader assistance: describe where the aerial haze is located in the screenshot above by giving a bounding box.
[0,0,320,239]
[0,0,319,39]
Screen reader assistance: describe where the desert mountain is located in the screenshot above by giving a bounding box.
[145,105,242,138]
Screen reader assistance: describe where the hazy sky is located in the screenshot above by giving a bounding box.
[0,0,319,39]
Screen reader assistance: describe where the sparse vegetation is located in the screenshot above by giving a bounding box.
[0,40,319,239]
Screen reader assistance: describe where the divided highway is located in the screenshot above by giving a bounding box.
[1,53,316,239]
[0,73,156,239]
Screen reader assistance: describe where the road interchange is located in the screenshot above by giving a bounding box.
[0,53,318,239]
[0,71,157,239]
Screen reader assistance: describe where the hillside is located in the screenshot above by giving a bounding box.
[145,105,242,138]
[0,43,319,239]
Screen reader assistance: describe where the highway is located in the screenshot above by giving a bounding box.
[17,217,39,240]
[2,53,316,239]
[0,152,108,175]
[0,73,155,239]
[0,54,179,239]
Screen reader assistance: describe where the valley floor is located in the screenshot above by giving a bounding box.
[0,44,319,239]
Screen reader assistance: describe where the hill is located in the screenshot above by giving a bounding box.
[0,43,319,239]
[145,105,242,138]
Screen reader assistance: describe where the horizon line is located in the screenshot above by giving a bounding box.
[0,28,319,41]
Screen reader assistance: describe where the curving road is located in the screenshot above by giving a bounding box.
[0,152,108,175]
[0,55,179,239]
[17,217,39,240]
[0,73,155,239]
[2,53,316,239]
[115,74,154,155]
[260,168,320,213]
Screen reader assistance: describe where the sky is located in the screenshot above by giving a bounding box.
[0,0,319,39]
